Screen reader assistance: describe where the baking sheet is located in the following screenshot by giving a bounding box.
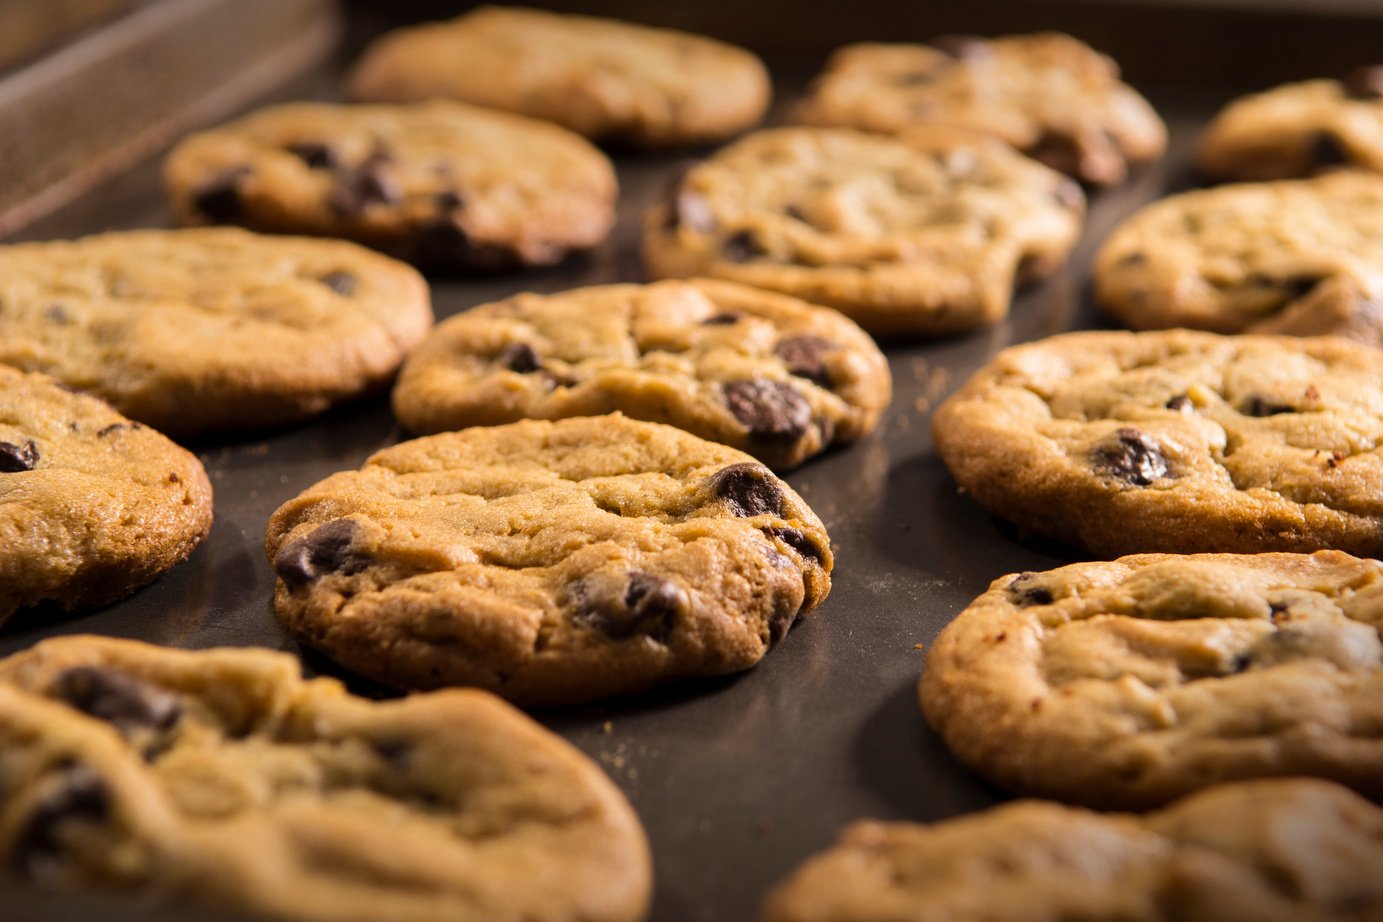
[2,8,1379,920]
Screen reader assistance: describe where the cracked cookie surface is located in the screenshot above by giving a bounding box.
[165,101,616,270]
[1095,172,1383,345]
[762,778,1383,921]
[932,330,1383,557]
[346,5,770,148]
[792,33,1166,186]
[0,367,212,623]
[391,279,891,470]
[265,414,832,704]
[920,552,1383,809]
[1197,67,1383,181]
[0,228,431,436]
[0,635,650,922]
[642,126,1083,337]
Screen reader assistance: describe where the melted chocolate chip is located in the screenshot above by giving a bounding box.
[273,519,367,590]
[620,572,684,641]
[328,152,401,216]
[1343,65,1383,101]
[320,271,357,296]
[1310,132,1351,168]
[768,603,798,647]
[1166,395,1193,412]
[722,230,765,263]
[1007,572,1053,606]
[709,462,784,517]
[192,168,250,222]
[723,380,812,442]
[932,34,990,60]
[766,526,825,565]
[1241,396,1294,417]
[13,765,109,882]
[497,342,542,373]
[287,141,338,169]
[0,440,39,473]
[413,220,473,269]
[775,337,835,389]
[51,667,181,734]
[1093,428,1168,486]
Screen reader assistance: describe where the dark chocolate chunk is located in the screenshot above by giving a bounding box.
[192,168,250,222]
[931,34,990,60]
[319,271,357,296]
[435,190,466,213]
[722,379,812,442]
[328,151,401,216]
[51,667,181,734]
[287,141,338,170]
[1241,396,1294,417]
[1309,132,1351,168]
[722,230,765,263]
[708,462,785,518]
[497,342,542,374]
[775,336,835,389]
[12,765,110,882]
[0,440,39,473]
[1166,395,1193,412]
[620,572,684,641]
[1093,428,1168,486]
[1053,178,1083,212]
[766,526,826,565]
[1007,572,1054,606]
[702,312,743,325]
[273,519,367,590]
[1343,65,1383,101]
[768,604,798,647]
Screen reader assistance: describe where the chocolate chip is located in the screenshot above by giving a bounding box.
[1310,132,1351,168]
[320,271,357,296]
[1241,396,1294,417]
[287,141,338,169]
[0,440,39,473]
[708,462,784,517]
[51,667,181,734]
[1053,178,1083,212]
[765,526,826,565]
[932,34,990,60]
[1343,65,1383,101]
[1093,428,1168,486]
[722,230,765,263]
[1007,572,1053,606]
[1228,653,1252,674]
[328,152,401,216]
[273,519,367,590]
[435,190,465,212]
[497,342,542,374]
[723,380,812,442]
[13,765,109,883]
[768,607,797,647]
[192,168,250,222]
[576,573,686,641]
[703,312,743,325]
[775,336,835,388]
[1166,395,1193,412]
[413,220,473,269]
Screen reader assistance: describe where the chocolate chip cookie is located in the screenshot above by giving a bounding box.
[266,415,832,705]
[762,778,1383,921]
[1198,67,1383,181]
[921,551,1383,809]
[391,279,891,470]
[0,228,431,436]
[164,101,616,270]
[1095,172,1383,345]
[0,366,212,623]
[793,33,1166,186]
[642,126,1084,337]
[932,330,1383,557]
[346,6,770,148]
[0,635,651,922]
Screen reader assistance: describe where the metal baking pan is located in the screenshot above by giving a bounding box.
[5,1,1383,920]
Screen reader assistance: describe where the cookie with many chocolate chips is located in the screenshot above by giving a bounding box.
[920,552,1383,809]
[0,366,212,623]
[391,279,891,470]
[792,33,1166,186]
[265,415,832,705]
[932,330,1383,557]
[0,635,651,922]
[164,101,616,270]
[0,228,431,436]
[346,6,770,148]
[642,126,1084,337]
[1095,172,1383,345]
[761,778,1383,921]
[1198,67,1383,181]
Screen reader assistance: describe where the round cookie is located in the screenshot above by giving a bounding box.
[642,125,1084,337]
[265,415,833,705]
[920,552,1383,809]
[345,5,770,148]
[0,366,213,623]
[932,330,1383,557]
[391,279,891,470]
[792,33,1166,186]
[164,101,616,271]
[0,635,650,922]
[1197,66,1383,181]
[1095,172,1383,346]
[0,228,432,436]
[761,779,1383,922]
